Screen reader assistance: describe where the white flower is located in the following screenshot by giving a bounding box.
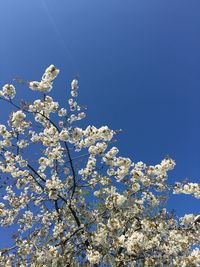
[99,126,114,141]
[29,65,59,92]
[46,175,63,191]
[42,64,60,81]
[87,248,101,264]
[161,158,176,171]
[88,142,107,155]
[125,232,145,254]
[59,129,69,141]
[58,108,67,117]
[11,110,26,129]
[105,192,126,208]
[107,218,122,230]
[12,110,26,122]
[181,214,195,226]
[2,84,16,99]
[174,182,200,199]
[49,246,58,258]
[71,79,78,91]
[77,112,86,120]
[0,124,7,135]
[29,81,40,90]
[53,222,65,237]
[70,127,83,143]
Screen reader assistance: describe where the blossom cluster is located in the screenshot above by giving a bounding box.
[174,182,200,199]
[29,64,59,92]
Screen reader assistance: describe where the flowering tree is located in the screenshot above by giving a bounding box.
[0,65,199,266]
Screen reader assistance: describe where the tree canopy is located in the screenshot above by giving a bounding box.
[0,65,199,266]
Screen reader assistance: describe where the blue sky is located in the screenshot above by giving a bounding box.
[0,0,200,246]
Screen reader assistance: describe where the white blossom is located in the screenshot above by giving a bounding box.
[87,248,101,264]
[29,65,59,92]
[2,84,16,99]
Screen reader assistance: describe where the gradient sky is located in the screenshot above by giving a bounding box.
[0,0,200,247]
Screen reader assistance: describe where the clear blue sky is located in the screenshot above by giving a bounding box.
[0,0,200,247]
